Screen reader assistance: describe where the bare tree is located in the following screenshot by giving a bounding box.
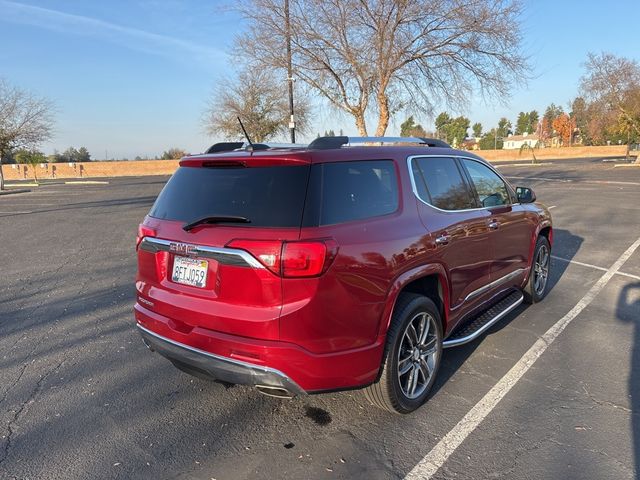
[580,52,640,162]
[203,69,311,143]
[0,79,54,190]
[237,0,528,136]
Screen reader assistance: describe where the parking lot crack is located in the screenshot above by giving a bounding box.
[0,359,65,466]
[580,386,633,414]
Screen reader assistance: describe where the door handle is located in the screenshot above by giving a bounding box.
[435,234,451,246]
[488,220,500,230]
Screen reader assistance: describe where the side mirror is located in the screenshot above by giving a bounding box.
[516,186,536,203]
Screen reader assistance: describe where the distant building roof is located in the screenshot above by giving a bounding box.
[505,134,539,142]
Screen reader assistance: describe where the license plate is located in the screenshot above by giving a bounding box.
[172,256,208,288]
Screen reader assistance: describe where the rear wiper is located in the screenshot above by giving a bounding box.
[183,215,251,231]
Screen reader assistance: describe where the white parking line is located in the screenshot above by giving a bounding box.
[551,255,608,272]
[548,205,557,209]
[551,255,640,281]
[405,237,640,480]
[506,175,640,186]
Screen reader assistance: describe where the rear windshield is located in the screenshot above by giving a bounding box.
[149,165,310,227]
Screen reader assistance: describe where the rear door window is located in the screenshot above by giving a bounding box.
[410,157,476,210]
[304,160,399,226]
[149,165,310,227]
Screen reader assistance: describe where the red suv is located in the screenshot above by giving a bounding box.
[135,137,552,413]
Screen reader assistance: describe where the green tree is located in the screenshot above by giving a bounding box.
[497,117,512,138]
[62,147,78,163]
[542,103,563,139]
[400,116,427,137]
[515,112,528,135]
[472,122,482,138]
[570,97,589,143]
[449,116,470,147]
[529,110,539,133]
[76,147,91,162]
[434,112,469,146]
[435,112,452,139]
[479,128,503,149]
[15,149,46,183]
[1,150,16,165]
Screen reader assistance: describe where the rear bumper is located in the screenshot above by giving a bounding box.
[138,324,305,395]
[135,303,384,393]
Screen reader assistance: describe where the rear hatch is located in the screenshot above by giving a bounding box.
[136,153,313,341]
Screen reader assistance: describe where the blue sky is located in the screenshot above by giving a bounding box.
[1,0,638,159]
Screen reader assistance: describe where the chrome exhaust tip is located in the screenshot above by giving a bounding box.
[256,385,294,399]
[142,338,154,352]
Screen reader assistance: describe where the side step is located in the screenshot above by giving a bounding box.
[443,290,524,348]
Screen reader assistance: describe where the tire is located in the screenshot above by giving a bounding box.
[523,236,551,304]
[364,293,443,414]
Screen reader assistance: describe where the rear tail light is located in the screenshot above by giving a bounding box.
[136,224,156,250]
[282,242,327,277]
[227,239,337,278]
[226,239,283,275]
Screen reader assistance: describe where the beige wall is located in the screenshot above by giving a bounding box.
[479,145,629,162]
[2,159,180,181]
[0,146,632,181]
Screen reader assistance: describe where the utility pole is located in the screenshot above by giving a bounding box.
[285,0,295,144]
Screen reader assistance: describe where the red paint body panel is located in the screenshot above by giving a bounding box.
[135,146,551,392]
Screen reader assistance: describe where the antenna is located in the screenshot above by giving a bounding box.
[237,117,254,148]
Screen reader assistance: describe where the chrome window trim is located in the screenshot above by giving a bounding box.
[406,154,520,213]
[139,237,264,269]
[464,267,528,302]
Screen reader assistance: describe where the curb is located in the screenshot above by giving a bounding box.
[613,164,640,168]
[64,180,110,185]
[0,188,31,196]
[495,163,553,167]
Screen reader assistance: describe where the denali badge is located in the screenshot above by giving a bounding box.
[169,242,197,256]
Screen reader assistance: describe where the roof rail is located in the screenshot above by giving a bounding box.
[307,136,450,150]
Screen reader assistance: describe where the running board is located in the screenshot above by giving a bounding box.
[443,290,524,348]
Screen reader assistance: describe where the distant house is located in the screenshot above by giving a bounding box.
[461,138,480,150]
[503,133,541,150]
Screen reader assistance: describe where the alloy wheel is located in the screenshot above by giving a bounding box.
[397,312,439,399]
[534,244,550,296]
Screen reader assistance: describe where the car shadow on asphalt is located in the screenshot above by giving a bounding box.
[429,228,584,400]
[616,281,640,478]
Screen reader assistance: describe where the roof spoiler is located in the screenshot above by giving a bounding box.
[204,142,269,154]
[307,136,450,150]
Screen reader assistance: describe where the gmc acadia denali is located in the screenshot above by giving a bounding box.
[134,136,552,413]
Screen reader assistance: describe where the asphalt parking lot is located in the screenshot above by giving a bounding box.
[1,157,639,480]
